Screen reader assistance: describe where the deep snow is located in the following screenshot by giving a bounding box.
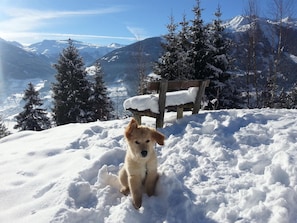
[1,109,297,223]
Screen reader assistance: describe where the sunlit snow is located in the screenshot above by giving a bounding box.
[1,109,297,223]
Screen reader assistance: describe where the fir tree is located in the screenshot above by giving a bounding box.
[0,116,10,138]
[14,83,51,131]
[261,77,275,108]
[89,62,113,121]
[177,14,193,80]
[207,6,230,78]
[189,0,209,80]
[287,82,297,108]
[154,15,180,80]
[52,39,92,125]
[205,5,239,109]
[277,88,290,108]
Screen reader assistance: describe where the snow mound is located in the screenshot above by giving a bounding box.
[1,109,297,223]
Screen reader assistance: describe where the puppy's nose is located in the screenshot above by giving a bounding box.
[141,150,148,157]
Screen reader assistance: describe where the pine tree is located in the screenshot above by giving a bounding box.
[262,77,275,108]
[154,15,180,80]
[52,39,92,125]
[287,82,297,108]
[207,6,230,78]
[205,5,239,109]
[14,83,51,131]
[177,14,193,80]
[189,0,209,80]
[277,88,290,108]
[89,62,113,121]
[0,116,10,138]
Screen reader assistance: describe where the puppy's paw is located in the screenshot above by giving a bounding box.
[120,187,130,196]
[132,197,142,209]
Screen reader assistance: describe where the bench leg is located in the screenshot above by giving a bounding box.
[177,107,183,119]
[134,114,142,125]
[156,115,164,128]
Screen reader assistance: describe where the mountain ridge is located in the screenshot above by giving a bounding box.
[1,15,297,120]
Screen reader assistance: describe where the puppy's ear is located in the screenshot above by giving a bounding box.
[151,130,165,145]
[125,118,138,138]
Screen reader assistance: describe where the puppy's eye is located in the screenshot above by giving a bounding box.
[135,141,140,144]
[146,140,150,143]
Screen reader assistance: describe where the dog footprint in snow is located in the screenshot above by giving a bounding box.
[68,181,98,209]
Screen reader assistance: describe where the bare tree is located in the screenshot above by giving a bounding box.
[136,42,147,95]
[244,0,260,108]
[266,0,295,107]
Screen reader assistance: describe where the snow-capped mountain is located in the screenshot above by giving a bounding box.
[96,37,163,95]
[0,38,54,106]
[224,15,253,32]
[2,15,297,124]
[26,39,123,66]
[0,38,125,124]
[224,15,297,91]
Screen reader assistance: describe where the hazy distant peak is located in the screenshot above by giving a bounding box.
[108,43,124,48]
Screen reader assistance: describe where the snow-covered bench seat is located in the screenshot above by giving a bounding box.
[123,79,210,128]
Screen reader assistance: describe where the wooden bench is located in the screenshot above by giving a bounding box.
[124,79,210,128]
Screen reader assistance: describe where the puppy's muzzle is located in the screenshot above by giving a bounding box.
[141,150,148,157]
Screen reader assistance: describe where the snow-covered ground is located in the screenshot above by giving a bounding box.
[1,109,297,223]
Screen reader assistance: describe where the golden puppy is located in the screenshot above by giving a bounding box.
[119,118,165,209]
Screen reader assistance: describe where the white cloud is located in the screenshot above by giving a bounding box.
[0,6,137,44]
[0,32,137,45]
[0,7,124,32]
[126,26,147,41]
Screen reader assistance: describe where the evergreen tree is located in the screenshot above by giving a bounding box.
[261,77,275,108]
[205,5,239,109]
[14,83,51,131]
[287,82,297,108]
[189,0,209,80]
[154,15,180,80]
[207,6,229,78]
[89,62,113,121]
[52,39,92,125]
[0,116,10,138]
[277,88,290,108]
[177,14,193,80]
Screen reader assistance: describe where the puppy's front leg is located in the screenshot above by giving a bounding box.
[129,175,142,209]
[119,167,130,196]
[145,170,158,196]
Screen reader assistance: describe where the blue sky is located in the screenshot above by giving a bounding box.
[0,0,293,45]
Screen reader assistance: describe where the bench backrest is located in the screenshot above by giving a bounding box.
[147,79,208,92]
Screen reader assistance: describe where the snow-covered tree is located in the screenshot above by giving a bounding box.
[14,83,51,131]
[205,5,239,109]
[188,0,209,80]
[52,39,92,126]
[154,15,181,80]
[288,82,297,108]
[89,62,114,121]
[276,88,290,108]
[0,116,10,138]
[207,6,230,77]
[177,14,193,80]
[261,77,275,108]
